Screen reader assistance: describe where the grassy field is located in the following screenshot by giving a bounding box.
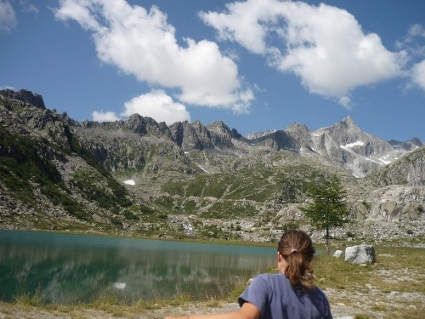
[313,244,425,319]
[0,242,424,319]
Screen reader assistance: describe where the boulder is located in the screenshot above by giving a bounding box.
[345,244,376,264]
[333,250,344,258]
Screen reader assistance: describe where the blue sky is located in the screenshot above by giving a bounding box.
[1,0,424,142]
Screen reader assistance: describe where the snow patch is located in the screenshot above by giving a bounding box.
[123,180,136,185]
[197,165,210,174]
[341,141,365,149]
[113,282,126,290]
[378,158,391,165]
[365,158,382,165]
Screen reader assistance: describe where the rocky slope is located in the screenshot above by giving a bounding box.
[0,89,424,243]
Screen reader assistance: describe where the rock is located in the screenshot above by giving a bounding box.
[0,88,46,109]
[345,244,376,264]
[92,214,105,223]
[333,250,344,258]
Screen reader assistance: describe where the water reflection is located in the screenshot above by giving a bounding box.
[0,230,275,304]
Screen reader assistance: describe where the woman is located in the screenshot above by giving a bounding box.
[165,229,333,319]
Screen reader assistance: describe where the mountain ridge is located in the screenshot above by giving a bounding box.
[1,89,424,243]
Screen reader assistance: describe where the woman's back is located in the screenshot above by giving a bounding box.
[239,273,332,319]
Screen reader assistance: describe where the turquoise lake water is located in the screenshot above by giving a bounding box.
[0,230,276,304]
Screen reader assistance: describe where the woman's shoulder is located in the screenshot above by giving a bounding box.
[252,272,288,286]
[253,272,284,280]
[256,273,328,296]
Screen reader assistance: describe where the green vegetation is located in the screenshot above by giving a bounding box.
[301,175,349,250]
[70,169,131,213]
[0,121,135,223]
[158,163,334,219]
[0,124,86,217]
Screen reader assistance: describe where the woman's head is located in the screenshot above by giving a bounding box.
[277,229,315,290]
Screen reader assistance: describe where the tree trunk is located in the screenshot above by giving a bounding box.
[326,226,330,253]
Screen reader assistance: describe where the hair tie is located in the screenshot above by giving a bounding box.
[291,249,298,254]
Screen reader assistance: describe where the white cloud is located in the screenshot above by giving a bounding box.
[199,0,277,55]
[406,24,425,42]
[396,24,425,91]
[121,90,191,125]
[0,0,17,32]
[92,110,120,122]
[19,0,39,14]
[54,0,253,112]
[201,0,406,101]
[0,85,15,90]
[338,96,352,110]
[411,60,425,90]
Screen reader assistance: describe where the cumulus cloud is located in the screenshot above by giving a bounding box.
[121,90,191,125]
[92,110,120,122]
[0,0,17,32]
[411,60,425,90]
[406,24,425,42]
[397,24,425,59]
[54,0,253,113]
[200,0,406,106]
[396,24,425,91]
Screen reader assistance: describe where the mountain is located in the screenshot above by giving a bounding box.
[388,137,423,151]
[0,89,424,243]
[241,116,417,178]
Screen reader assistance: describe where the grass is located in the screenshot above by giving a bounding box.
[1,243,424,319]
[312,245,425,319]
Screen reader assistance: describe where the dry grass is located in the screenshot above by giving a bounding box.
[313,245,425,319]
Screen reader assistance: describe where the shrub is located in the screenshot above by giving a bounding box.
[346,231,356,238]
[123,210,139,220]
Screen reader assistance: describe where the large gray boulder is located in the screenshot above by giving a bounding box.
[345,244,376,264]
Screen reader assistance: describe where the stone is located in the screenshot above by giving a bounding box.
[0,88,46,109]
[345,244,376,264]
[333,250,344,258]
[92,214,105,223]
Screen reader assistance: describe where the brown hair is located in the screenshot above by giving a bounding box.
[277,229,315,290]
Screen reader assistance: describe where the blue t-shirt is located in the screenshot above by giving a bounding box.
[238,273,333,319]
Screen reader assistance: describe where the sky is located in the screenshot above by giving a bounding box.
[1,0,424,142]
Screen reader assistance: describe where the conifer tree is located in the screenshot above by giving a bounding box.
[301,175,349,250]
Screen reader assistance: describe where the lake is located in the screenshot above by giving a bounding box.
[0,230,276,305]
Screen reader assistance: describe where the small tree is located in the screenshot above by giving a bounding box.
[301,175,349,250]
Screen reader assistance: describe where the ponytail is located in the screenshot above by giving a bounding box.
[278,230,315,290]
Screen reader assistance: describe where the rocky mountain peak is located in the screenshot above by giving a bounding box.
[334,116,362,136]
[206,121,241,139]
[245,129,277,140]
[388,137,423,151]
[0,89,46,109]
[341,116,356,127]
[410,137,423,147]
[123,113,171,138]
[284,122,309,134]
